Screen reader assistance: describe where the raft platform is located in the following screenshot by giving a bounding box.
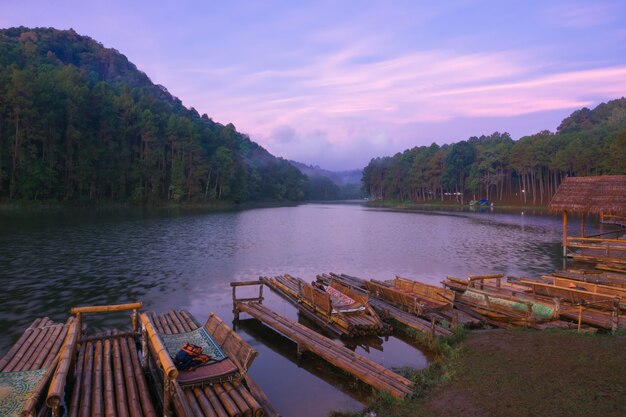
[0,302,278,417]
[232,281,414,399]
[260,275,392,337]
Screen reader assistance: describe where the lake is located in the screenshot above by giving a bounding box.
[0,202,597,416]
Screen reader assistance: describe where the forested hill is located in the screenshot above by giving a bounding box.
[289,161,364,200]
[0,27,307,204]
[362,98,626,205]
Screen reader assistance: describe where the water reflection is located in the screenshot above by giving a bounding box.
[0,203,594,416]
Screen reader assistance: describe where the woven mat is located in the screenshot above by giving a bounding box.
[0,368,49,417]
[160,327,227,364]
[327,286,357,308]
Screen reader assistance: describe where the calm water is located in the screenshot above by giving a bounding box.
[0,203,599,416]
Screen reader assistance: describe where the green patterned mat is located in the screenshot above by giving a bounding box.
[0,368,49,417]
[160,327,227,364]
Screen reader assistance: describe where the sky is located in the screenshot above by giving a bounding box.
[2,1,626,170]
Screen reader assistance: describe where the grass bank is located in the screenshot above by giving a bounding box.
[333,329,626,417]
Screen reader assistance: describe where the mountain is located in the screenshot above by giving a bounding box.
[289,161,365,200]
[0,27,308,204]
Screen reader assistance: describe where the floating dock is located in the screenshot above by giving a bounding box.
[260,274,392,337]
[233,295,414,399]
[0,303,277,417]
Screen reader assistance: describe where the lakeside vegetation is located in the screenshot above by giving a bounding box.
[0,27,308,205]
[362,99,626,205]
[334,330,626,417]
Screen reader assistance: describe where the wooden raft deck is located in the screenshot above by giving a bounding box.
[235,301,414,399]
[0,316,78,417]
[321,272,480,330]
[368,298,453,338]
[144,310,278,417]
[261,275,392,337]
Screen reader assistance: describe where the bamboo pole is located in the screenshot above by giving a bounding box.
[47,320,79,412]
[103,339,117,417]
[563,210,567,257]
[213,383,243,417]
[0,318,41,371]
[68,342,86,417]
[173,310,193,332]
[185,389,207,416]
[79,341,95,417]
[71,303,143,315]
[180,309,202,329]
[581,211,585,238]
[43,323,71,369]
[222,382,252,417]
[139,314,178,380]
[241,376,277,417]
[3,327,44,371]
[232,381,264,417]
[149,312,164,334]
[203,386,230,417]
[20,355,59,417]
[171,383,194,417]
[193,387,219,417]
[92,340,104,417]
[20,325,54,370]
[112,338,130,417]
[31,323,63,370]
[239,303,412,396]
[119,336,143,417]
[124,337,157,417]
[252,303,405,384]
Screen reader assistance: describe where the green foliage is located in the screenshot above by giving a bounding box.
[0,27,307,204]
[363,103,626,204]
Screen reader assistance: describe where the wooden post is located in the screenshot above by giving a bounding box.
[76,312,82,338]
[429,317,436,347]
[164,376,172,417]
[577,304,582,334]
[132,308,138,334]
[141,324,148,370]
[259,283,264,305]
[563,210,568,257]
[581,211,585,238]
[612,297,619,334]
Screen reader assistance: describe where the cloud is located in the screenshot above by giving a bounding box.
[540,2,619,28]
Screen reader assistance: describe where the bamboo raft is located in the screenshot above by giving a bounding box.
[368,298,454,338]
[233,298,414,399]
[0,317,78,417]
[320,273,480,329]
[1,303,278,417]
[260,274,392,337]
[142,310,278,417]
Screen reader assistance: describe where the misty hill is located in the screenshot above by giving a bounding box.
[362,98,626,205]
[289,161,364,200]
[0,27,307,204]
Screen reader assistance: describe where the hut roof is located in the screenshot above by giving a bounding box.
[549,175,626,215]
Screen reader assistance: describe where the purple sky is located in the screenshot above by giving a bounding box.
[2,1,626,170]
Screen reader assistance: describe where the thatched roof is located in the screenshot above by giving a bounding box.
[549,175,626,215]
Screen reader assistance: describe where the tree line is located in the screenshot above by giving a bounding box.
[0,27,308,204]
[362,98,626,205]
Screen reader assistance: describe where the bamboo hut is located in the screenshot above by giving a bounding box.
[549,175,626,262]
